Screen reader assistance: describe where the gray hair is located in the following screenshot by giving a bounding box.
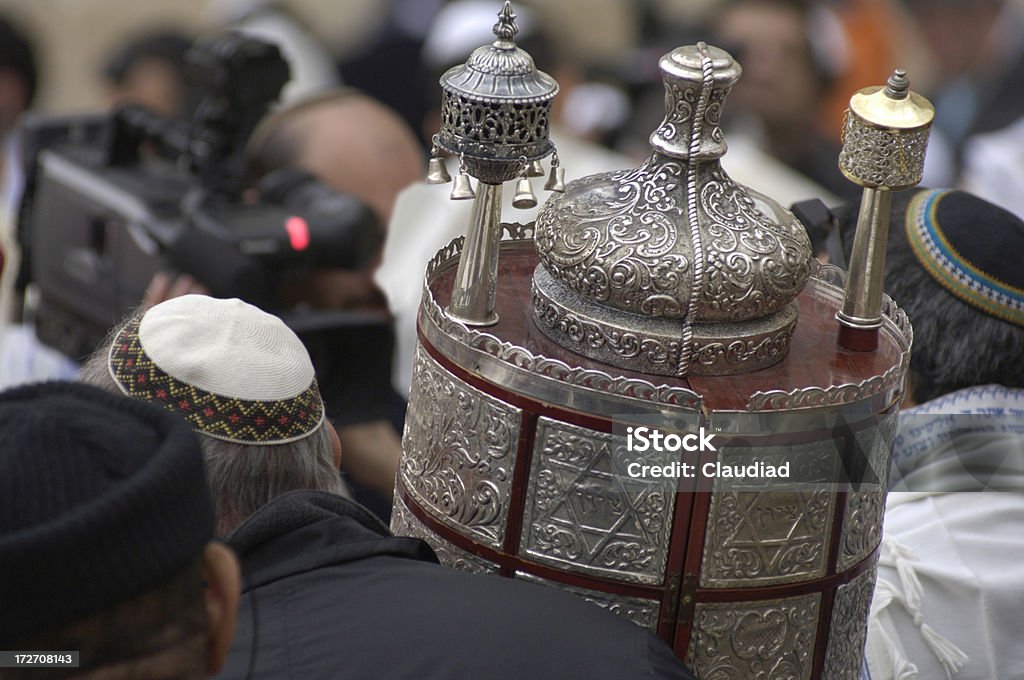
[79,309,344,535]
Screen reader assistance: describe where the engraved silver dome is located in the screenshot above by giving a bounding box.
[532,43,813,377]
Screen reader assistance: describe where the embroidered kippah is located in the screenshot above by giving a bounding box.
[906,189,1024,327]
[108,295,325,444]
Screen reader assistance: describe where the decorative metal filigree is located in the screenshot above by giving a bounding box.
[515,571,660,631]
[390,494,499,575]
[745,364,904,412]
[687,595,820,680]
[690,323,795,371]
[400,345,521,547]
[839,111,930,189]
[535,159,692,318]
[653,80,730,157]
[440,91,552,164]
[420,230,703,410]
[531,272,684,375]
[519,418,678,585]
[697,165,812,321]
[822,564,877,679]
[700,489,834,587]
[838,413,896,571]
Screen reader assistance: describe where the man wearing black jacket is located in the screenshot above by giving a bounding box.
[216,489,694,680]
[83,294,694,679]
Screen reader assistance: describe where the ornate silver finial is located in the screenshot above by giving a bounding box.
[429,1,560,327]
[884,68,910,99]
[532,43,813,377]
[836,69,933,351]
[493,1,518,44]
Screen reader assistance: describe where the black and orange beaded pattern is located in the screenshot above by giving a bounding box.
[108,317,324,444]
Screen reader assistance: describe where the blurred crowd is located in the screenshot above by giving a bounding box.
[0,1,1022,679]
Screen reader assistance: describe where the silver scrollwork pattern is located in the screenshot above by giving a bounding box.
[390,494,499,575]
[822,564,878,679]
[535,157,692,318]
[697,164,812,321]
[687,595,820,680]
[400,345,521,548]
[514,571,661,631]
[531,279,683,374]
[519,418,678,585]
[654,79,730,157]
[838,414,897,571]
[701,489,834,587]
[440,91,551,163]
[689,323,795,372]
[839,112,930,189]
[534,158,811,324]
[420,233,703,410]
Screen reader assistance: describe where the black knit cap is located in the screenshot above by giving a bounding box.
[0,382,215,645]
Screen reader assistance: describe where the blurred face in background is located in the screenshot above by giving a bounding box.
[0,66,29,134]
[714,1,822,129]
[106,56,186,119]
[903,0,1004,78]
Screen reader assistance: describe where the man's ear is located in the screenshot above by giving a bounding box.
[329,422,343,469]
[202,541,241,676]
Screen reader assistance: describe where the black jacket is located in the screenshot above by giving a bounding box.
[216,490,695,680]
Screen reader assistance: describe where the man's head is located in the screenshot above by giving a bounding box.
[80,295,345,535]
[902,0,1005,78]
[838,189,1024,404]
[0,16,37,135]
[103,31,193,119]
[712,0,844,132]
[0,382,239,678]
[247,90,423,225]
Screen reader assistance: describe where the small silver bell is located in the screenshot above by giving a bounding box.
[512,177,538,209]
[450,173,475,200]
[426,156,451,184]
[544,165,566,193]
[526,159,545,177]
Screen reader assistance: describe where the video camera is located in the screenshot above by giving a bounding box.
[16,33,381,360]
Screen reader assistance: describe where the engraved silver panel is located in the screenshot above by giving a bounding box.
[514,570,661,631]
[699,436,837,588]
[687,594,820,680]
[700,488,835,588]
[390,493,499,575]
[838,413,897,571]
[823,564,877,679]
[519,417,680,585]
[400,344,521,548]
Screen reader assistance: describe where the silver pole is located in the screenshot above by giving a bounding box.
[448,182,502,326]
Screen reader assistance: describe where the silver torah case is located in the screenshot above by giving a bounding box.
[394,37,913,680]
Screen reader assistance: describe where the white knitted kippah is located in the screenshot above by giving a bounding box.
[108,295,324,445]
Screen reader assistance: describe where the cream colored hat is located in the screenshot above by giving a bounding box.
[108,295,324,444]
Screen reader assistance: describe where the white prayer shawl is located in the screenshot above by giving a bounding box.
[865,385,1024,680]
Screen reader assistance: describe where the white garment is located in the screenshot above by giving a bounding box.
[376,131,630,397]
[866,492,1024,680]
[866,386,1024,680]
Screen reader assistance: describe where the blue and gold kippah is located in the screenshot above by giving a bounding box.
[906,189,1024,327]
